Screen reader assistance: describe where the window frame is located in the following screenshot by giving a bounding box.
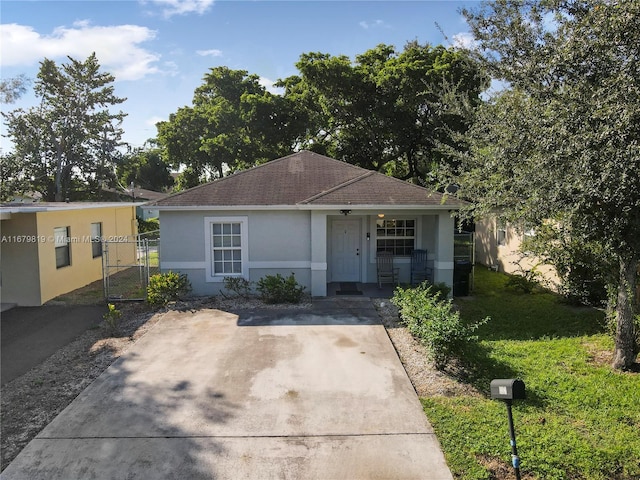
[204,216,249,282]
[91,222,102,258]
[374,217,417,257]
[497,225,507,246]
[54,226,71,268]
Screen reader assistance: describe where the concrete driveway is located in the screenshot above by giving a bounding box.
[2,297,452,479]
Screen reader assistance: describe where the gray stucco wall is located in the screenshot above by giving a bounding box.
[159,210,312,296]
[159,208,456,297]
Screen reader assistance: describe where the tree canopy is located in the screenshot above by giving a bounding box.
[454,0,640,369]
[282,42,488,182]
[156,43,487,187]
[0,74,30,104]
[156,67,303,183]
[2,54,126,201]
[116,143,174,193]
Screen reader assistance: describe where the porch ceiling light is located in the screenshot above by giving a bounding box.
[340,209,352,216]
[377,213,385,218]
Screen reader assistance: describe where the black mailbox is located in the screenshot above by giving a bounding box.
[490,379,526,400]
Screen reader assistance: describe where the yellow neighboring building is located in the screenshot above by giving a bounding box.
[0,203,138,307]
[475,216,560,288]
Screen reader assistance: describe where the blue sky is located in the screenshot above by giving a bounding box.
[1,0,479,149]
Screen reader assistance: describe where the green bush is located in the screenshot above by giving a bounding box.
[222,276,253,298]
[137,217,159,239]
[147,271,191,306]
[256,273,306,304]
[424,281,451,299]
[392,283,489,369]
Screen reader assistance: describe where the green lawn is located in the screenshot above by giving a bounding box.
[424,267,640,480]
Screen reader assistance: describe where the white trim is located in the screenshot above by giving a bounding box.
[162,260,323,271]
[249,261,310,269]
[435,261,454,270]
[311,262,327,271]
[204,216,249,282]
[161,261,206,270]
[1,203,140,214]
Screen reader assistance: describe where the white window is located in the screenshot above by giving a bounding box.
[91,222,102,258]
[54,226,71,268]
[376,218,416,256]
[205,216,248,281]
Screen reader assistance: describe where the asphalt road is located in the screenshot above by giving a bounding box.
[1,305,106,385]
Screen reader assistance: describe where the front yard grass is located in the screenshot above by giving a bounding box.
[424,267,640,480]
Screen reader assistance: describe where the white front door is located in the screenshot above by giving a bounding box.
[330,219,361,282]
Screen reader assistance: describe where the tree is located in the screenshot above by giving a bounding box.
[286,42,488,182]
[454,0,639,369]
[0,74,30,104]
[2,54,126,201]
[0,152,30,201]
[117,143,174,192]
[156,67,303,182]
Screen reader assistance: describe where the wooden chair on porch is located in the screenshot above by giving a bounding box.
[410,249,432,285]
[376,251,399,288]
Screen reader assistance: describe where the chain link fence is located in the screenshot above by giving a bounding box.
[102,232,159,301]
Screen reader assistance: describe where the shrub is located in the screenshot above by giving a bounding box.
[256,273,306,304]
[103,303,122,335]
[147,271,192,306]
[504,259,547,294]
[222,276,253,298]
[425,281,451,299]
[392,283,489,369]
[137,217,159,238]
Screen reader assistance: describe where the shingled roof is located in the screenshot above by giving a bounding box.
[152,151,461,208]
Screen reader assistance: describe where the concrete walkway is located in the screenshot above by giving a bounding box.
[2,298,452,479]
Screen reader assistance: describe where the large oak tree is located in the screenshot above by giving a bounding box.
[454,0,639,369]
[156,67,303,184]
[284,42,487,183]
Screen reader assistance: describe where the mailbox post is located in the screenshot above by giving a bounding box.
[490,379,526,480]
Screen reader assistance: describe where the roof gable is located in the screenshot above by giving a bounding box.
[153,151,460,208]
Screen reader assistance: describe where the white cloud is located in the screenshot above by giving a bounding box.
[359,19,387,29]
[196,49,223,57]
[161,61,179,76]
[259,77,284,95]
[146,115,167,127]
[0,22,160,81]
[144,0,214,18]
[452,32,478,50]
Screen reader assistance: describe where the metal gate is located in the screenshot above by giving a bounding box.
[102,235,160,301]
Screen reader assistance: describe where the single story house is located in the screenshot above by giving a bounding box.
[151,151,464,297]
[0,202,138,307]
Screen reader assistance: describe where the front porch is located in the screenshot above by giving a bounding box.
[326,282,397,299]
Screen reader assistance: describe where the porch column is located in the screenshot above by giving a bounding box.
[433,212,454,293]
[310,211,327,297]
